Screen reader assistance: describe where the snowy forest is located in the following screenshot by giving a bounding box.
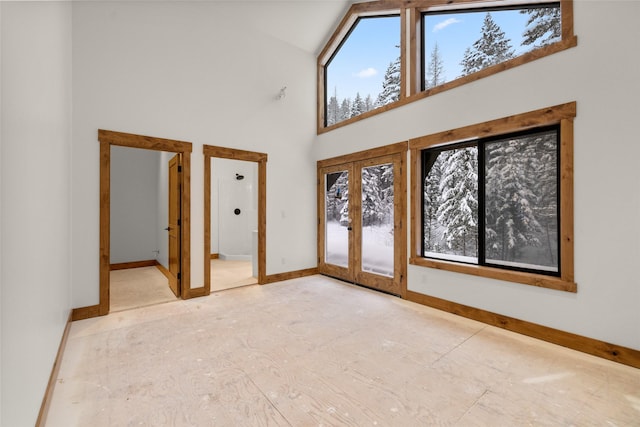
[325,164,394,227]
[325,165,395,276]
[423,129,559,272]
[326,7,560,125]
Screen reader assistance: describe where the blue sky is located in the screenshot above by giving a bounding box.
[424,9,531,83]
[326,16,400,103]
[326,9,548,102]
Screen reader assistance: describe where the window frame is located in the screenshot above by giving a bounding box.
[324,13,402,127]
[420,2,562,92]
[421,125,561,276]
[317,0,576,134]
[409,102,576,292]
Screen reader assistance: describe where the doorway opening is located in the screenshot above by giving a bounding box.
[99,130,192,316]
[204,145,267,293]
[108,147,182,312]
[317,142,407,297]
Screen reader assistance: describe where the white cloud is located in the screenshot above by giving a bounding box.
[353,67,378,78]
[433,18,462,32]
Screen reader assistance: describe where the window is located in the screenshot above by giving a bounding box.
[325,15,400,127]
[423,4,561,89]
[410,102,576,292]
[317,1,576,133]
[422,127,559,275]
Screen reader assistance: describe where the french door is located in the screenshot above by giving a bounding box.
[318,149,406,296]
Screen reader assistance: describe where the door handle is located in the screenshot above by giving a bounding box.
[347,226,353,231]
[165,227,170,231]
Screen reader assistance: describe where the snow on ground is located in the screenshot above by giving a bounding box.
[325,221,393,277]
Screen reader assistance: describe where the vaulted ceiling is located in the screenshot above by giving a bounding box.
[211,0,359,54]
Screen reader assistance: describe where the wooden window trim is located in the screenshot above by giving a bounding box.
[318,0,576,134]
[409,102,576,292]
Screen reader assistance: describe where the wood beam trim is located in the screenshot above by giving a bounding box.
[71,305,101,322]
[264,268,319,284]
[110,260,157,270]
[203,145,267,162]
[317,141,408,168]
[406,290,640,369]
[409,102,576,149]
[98,129,192,153]
[36,312,73,427]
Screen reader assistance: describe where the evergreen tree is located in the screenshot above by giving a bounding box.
[364,94,374,112]
[425,42,446,89]
[485,138,542,262]
[529,132,558,265]
[379,164,394,224]
[460,13,514,76]
[360,165,394,227]
[339,98,352,122]
[326,172,349,223]
[326,89,339,126]
[437,147,478,256]
[351,92,366,118]
[376,56,401,107]
[361,167,383,226]
[423,152,447,252]
[520,7,561,48]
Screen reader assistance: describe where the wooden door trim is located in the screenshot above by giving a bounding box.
[98,130,192,316]
[203,145,268,294]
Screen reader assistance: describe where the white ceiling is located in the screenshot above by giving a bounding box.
[232,0,359,54]
[73,0,360,54]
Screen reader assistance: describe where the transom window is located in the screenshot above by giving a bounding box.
[317,1,576,133]
[325,15,400,127]
[422,4,560,89]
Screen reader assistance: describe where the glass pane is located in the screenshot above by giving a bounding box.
[325,16,400,126]
[484,129,559,272]
[361,164,394,277]
[423,6,560,88]
[325,171,349,267]
[423,146,478,263]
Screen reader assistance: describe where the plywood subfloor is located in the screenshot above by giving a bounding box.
[110,266,177,312]
[47,275,640,426]
[211,259,257,292]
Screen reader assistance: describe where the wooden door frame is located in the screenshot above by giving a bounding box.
[317,141,408,298]
[317,162,355,283]
[203,145,268,294]
[98,130,193,316]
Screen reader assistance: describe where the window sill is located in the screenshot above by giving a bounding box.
[410,256,577,293]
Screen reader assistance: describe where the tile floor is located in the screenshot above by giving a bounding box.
[46,275,640,426]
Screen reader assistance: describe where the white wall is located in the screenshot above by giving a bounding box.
[71,1,318,306]
[314,0,640,350]
[110,146,160,264]
[0,4,3,422]
[211,158,258,256]
[0,2,72,426]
